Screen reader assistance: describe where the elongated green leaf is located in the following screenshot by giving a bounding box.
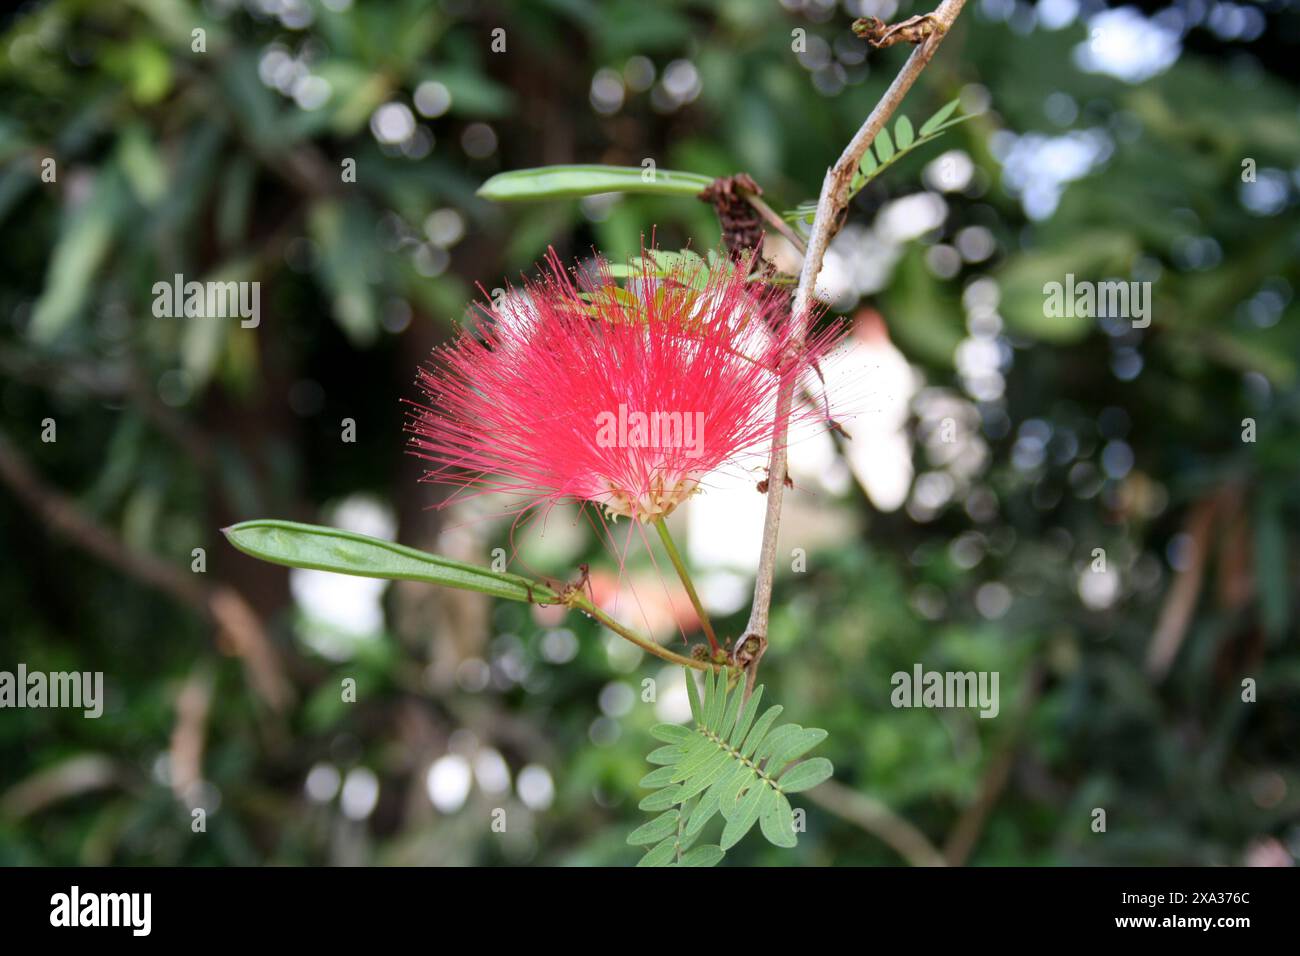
[704,667,725,729]
[927,113,976,135]
[30,172,120,344]
[627,810,679,846]
[729,685,764,747]
[477,164,714,202]
[685,670,703,724]
[718,679,744,739]
[676,748,738,802]
[766,727,829,777]
[650,723,692,744]
[646,744,688,766]
[671,743,730,783]
[223,520,559,604]
[637,836,678,867]
[895,115,914,149]
[639,765,677,788]
[639,785,682,812]
[777,758,834,793]
[685,787,721,836]
[919,97,961,136]
[676,797,701,850]
[755,723,802,766]
[677,845,725,867]
[741,705,784,759]
[875,127,895,162]
[718,766,755,820]
[677,827,702,855]
[720,783,769,850]
[859,149,879,177]
[760,791,797,848]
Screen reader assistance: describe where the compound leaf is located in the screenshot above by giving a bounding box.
[632,669,832,859]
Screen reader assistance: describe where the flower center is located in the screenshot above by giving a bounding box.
[599,471,702,523]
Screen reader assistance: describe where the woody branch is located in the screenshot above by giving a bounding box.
[740,0,969,683]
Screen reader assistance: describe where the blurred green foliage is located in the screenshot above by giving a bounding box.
[0,0,1297,866]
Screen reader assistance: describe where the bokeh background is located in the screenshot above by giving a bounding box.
[1,0,1298,866]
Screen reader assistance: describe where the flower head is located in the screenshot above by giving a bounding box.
[407,250,834,524]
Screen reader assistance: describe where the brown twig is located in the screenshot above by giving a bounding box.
[0,429,293,711]
[0,754,124,821]
[740,0,969,682]
[169,666,214,803]
[1146,492,1222,680]
[805,779,947,866]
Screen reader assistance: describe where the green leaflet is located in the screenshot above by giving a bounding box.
[774,757,834,793]
[703,667,725,728]
[632,668,833,865]
[476,164,714,202]
[677,797,703,848]
[753,723,802,765]
[766,727,829,778]
[717,765,755,820]
[718,680,744,739]
[685,785,722,836]
[720,782,769,850]
[760,791,797,848]
[875,126,895,163]
[740,704,783,759]
[627,810,680,846]
[675,748,736,803]
[672,748,730,788]
[637,837,678,867]
[919,96,961,136]
[728,685,763,747]
[638,765,677,788]
[894,114,914,150]
[677,845,725,867]
[650,723,693,744]
[222,520,559,604]
[685,668,703,723]
[638,785,683,812]
[646,744,688,765]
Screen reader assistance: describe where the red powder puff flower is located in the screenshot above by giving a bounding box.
[406,250,835,526]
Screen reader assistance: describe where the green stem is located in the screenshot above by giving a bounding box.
[652,517,720,655]
[568,593,713,672]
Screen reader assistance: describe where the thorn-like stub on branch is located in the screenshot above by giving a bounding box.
[698,173,766,258]
[755,473,795,494]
